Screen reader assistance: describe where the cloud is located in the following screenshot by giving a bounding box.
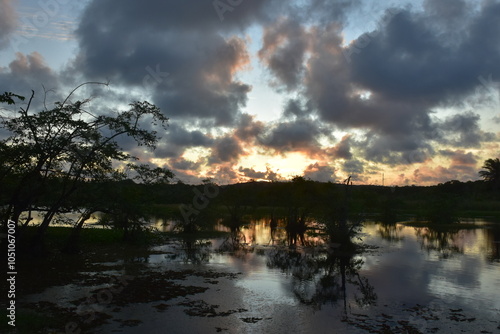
[209,135,245,163]
[258,18,310,91]
[151,123,214,158]
[294,0,362,26]
[169,157,202,171]
[342,159,364,176]
[234,113,265,142]
[0,52,60,100]
[440,112,496,148]
[238,166,266,180]
[206,165,240,185]
[264,166,282,181]
[328,134,352,159]
[73,0,261,125]
[282,98,312,119]
[423,0,469,22]
[0,0,17,49]
[439,149,478,171]
[258,1,500,166]
[167,124,213,147]
[77,0,276,41]
[259,119,321,154]
[9,52,52,77]
[412,149,480,184]
[303,162,337,182]
[3,0,499,186]
[349,2,500,104]
[238,165,283,181]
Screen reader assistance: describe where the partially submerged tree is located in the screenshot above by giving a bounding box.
[0,83,172,252]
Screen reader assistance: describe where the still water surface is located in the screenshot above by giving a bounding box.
[25,219,500,333]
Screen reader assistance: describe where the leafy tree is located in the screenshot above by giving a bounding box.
[0,91,25,105]
[0,83,172,252]
[479,158,500,190]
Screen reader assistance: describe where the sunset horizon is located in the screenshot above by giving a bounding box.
[1,0,499,186]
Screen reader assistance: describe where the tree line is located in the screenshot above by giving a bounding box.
[1,86,499,254]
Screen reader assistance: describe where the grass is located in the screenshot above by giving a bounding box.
[18,226,124,249]
[15,225,231,255]
[0,308,65,334]
[11,226,164,259]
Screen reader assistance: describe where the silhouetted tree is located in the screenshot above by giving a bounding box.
[0,83,171,253]
[479,158,500,190]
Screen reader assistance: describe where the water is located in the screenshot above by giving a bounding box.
[20,220,500,333]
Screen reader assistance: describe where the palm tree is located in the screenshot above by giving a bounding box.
[479,158,500,189]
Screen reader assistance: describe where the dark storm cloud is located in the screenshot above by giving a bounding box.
[348,2,500,103]
[207,165,240,185]
[439,149,478,167]
[73,0,276,125]
[259,119,321,153]
[169,157,202,171]
[77,0,277,39]
[282,99,312,119]
[152,123,214,158]
[70,0,499,168]
[255,0,362,93]
[75,30,250,124]
[4,0,495,185]
[209,135,244,163]
[342,159,364,176]
[296,0,362,25]
[328,135,352,160]
[152,144,182,159]
[440,112,496,148]
[234,113,265,142]
[263,0,500,164]
[303,163,337,182]
[300,20,440,145]
[149,35,252,125]
[166,124,213,148]
[423,0,468,21]
[0,0,16,49]
[258,18,310,91]
[237,165,283,181]
[72,0,359,130]
[450,150,478,174]
[307,40,431,157]
[413,160,479,184]
[238,166,266,179]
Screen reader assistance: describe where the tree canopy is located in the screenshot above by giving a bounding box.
[0,84,173,252]
[479,158,500,190]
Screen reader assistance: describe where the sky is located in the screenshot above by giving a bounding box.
[0,0,499,185]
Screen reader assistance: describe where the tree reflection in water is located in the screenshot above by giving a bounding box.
[266,247,377,311]
[485,227,500,262]
[377,223,405,243]
[218,232,255,257]
[415,227,463,259]
[168,239,212,264]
